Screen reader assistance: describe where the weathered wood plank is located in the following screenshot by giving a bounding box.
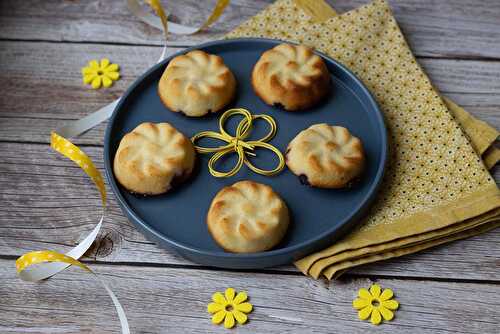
[1,141,499,280]
[0,41,499,146]
[1,258,499,334]
[1,1,499,332]
[333,0,500,59]
[0,0,270,46]
[1,0,500,59]
[0,42,179,119]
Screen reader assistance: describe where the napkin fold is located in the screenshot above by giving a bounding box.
[227,0,500,279]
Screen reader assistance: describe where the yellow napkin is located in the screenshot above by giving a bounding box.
[227,0,500,279]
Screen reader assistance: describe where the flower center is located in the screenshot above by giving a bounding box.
[97,69,104,75]
[225,304,234,312]
[371,299,380,307]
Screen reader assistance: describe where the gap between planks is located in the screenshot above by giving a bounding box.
[0,40,499,147]
[1,258,499,334]
[2,253,500,286]
[0,37,499,63]
[1,0,500,59]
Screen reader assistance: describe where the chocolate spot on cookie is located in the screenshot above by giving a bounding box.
[127,163,197,197]
[170,169,192,189]
[346,175,363,189]
[298,174,310,186]
[285,148,291,163]
[273,102,285,110]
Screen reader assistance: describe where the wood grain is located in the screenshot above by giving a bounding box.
[0,41,499,146]
[1,1,500,333]
[0,0,499,59]
[1,258,499,334]
[1,141,498,280]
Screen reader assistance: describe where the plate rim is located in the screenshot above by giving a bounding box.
[103,37,388,262]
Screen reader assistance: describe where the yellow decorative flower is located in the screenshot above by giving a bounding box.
[207,288,253,329]
[353,284,399,325]
[81,58,120,89]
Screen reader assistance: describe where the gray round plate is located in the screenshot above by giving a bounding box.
[104,38,387,268]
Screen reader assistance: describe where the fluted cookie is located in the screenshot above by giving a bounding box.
[113,122,196,195]
[286,124,365,188]
[158,50,236,117]
[252,43,330,111]
[207,181,289,253]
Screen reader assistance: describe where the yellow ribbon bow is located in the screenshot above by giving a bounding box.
[191,108,285,177]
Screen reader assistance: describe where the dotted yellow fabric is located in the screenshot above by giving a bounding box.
[227,0,500,279]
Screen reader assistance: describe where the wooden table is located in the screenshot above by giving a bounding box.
[1,1,499,333]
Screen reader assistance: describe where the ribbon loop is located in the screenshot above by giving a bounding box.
[244,141,286,176]
[191,108,285,177]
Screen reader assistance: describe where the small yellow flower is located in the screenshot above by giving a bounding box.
[81,58,120,89]
[207,288,253,329]
[353,284,399,325]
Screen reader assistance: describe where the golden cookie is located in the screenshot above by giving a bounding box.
[113,122,196,195]
[158,50,236,117]
[286,124,365,188]
[252,43,330,111]
[207,181,289,253]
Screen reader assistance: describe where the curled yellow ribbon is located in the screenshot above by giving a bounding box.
[191,108,285,177]
[15,1,230,333]
[15,132,131,333]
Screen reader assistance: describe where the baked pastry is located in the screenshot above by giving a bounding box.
[286,124,365,188]
[251,43,330,111]
[158,50,236,117]
[113,122,196,195]
[207,181,289,253]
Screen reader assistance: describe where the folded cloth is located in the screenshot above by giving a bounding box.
[227,0,500,279]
